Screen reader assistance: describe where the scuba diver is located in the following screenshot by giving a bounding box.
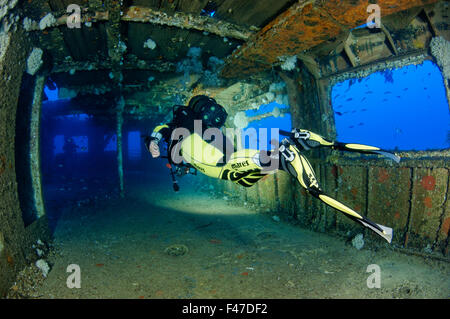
[145,95,400,243]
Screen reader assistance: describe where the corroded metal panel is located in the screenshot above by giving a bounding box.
[222,2,342,77]
[440,183,449,256]
[222,0,439,78]
[258,174,277,211]
[276,171,295,217]
[317,164,338,232]
[316,0,437,27]
[367,167,411,245]
[245,180,260,205]
[292,174,316,227]
[335,165,367,234]
[408,168,449,250]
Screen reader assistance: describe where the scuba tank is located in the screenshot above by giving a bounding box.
[145,95,228,191]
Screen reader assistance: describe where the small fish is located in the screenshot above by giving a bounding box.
[366,91,373,94]
[358,123,364,126]
[361,97,366,102]
[348,125,355,129]
[346,98,353,102]
[361,109,367,112]
[335,111,343,116]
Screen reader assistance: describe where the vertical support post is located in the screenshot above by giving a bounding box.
[117,96,125,198]
[30,76,46,218]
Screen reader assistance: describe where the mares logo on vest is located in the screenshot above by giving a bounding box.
[192,163,205,173]
[231,161,250,170]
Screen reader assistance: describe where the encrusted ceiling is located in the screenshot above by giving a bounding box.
[19,0,448,119]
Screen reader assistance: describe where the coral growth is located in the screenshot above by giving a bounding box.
[176,48,225,87]
[0,0,18,21]
[39,13,56,30]
[26,47,43,76]
[23,17,35,31]
[430,36,450,80]
[176,47,204,84]
[202,56,225,87]
[233,111,249,129]
[143,38,156,50]
[35,259,50,277]
[279,55,297,71]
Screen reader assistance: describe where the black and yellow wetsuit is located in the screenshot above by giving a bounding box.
[150,122,267,187]
[149,120,400,243]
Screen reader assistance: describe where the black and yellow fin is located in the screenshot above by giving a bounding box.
[318,193,393,243]
[333,142,401,163]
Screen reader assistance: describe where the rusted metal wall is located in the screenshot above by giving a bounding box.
[221,0,440,78]
[316,163,449,255]
[232,57,449,259]
[235,145,449,257]
[0,28,51,296]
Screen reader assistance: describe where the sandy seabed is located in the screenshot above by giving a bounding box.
[20,176,450,299]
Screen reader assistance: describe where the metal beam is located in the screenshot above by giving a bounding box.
[221,0,439,78]
[381,23,399,56]
[116,96,124,198]
[104,0,123,84]
[30,76,46,219]
[50,59,176,74]
[26,5,256,41]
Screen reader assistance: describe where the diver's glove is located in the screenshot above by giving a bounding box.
[143,130,164,149]
[142,134,162,158]
[150,130,163,145]
[143,135,152,149]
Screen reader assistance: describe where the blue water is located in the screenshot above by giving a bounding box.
[332,61,450,151]
[128,131,142,160]
[72,136,89,152]
[44,84,59,101]
[105,135,117,151]
[53,135,64,154]
[242,102,292,150]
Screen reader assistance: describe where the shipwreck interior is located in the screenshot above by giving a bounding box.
[0,0,449,298]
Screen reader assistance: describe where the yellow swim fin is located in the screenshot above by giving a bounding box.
[333,142,401,163]
[318,193,393,243]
